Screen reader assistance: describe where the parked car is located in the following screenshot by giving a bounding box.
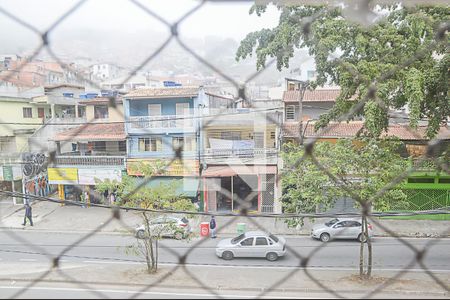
[311,218,373,242]
[135,216,191,240]
[215,231,286,261]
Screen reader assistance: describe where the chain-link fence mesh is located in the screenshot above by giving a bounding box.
[0,0,449,298]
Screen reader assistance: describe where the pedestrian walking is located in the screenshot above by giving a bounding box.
[103,190,109,204]
[81,191,88,208]
[109,192,116,205]
[209,215,217,238]
[22,203,33,226]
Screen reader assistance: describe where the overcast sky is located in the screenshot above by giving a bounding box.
[0,0,309,84]
[0,0,280,40]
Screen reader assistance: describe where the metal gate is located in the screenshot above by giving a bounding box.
[261,174,275,213]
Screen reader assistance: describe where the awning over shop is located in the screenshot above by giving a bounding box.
[134,176,200,198]
[202,165,277,177]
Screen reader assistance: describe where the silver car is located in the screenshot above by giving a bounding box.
[215,231,286,261]
[135,216,191,240]
[311,218,374,242]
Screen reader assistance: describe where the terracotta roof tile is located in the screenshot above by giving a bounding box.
[54,123,125,141]
[283,88,357,102]
[283,89,339,102]
[383,125,449,140]
[283,121,449,140]
[125,86,200,98]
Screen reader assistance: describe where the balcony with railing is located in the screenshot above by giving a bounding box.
[128,115,195,133]
[46,116,87,125]
[203,109,281,126]
[52,155,126,167]
[203,148,278,164]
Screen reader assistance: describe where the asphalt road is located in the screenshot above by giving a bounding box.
[0,230,449,272]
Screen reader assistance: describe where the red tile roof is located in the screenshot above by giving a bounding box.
[283,121,450,140]
[283,88,356,102]
[125,86,200,98]
[54,123,125,142]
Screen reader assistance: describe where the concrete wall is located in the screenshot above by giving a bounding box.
[85,103,124,122]
[284,101,335,121]
[0,100,42,135]
[128,98,194,116]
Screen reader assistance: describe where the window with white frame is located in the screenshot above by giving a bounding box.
[148,104,161,116]
[23,107,33,118]
[253,132,264,148]
[94,105,109,119]
[176,103,190,115]
[138,137,162,152]
[286,105,295,120]
[173,136,196,152]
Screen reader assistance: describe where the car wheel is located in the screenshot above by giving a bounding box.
[266,252,278,262]
[174,231,183,240]
[222,251,234,260]
[358,233,368,243]
[136,230,146,239]
[320,233,330,243]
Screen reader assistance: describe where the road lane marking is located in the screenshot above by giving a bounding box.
[19,259,37,262]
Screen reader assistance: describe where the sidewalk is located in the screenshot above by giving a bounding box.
[0,200,449,238]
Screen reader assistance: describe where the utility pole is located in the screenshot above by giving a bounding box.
[297,81,308,145]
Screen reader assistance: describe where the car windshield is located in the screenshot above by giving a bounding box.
[150,218,164,224]
[231,234,245,244]
[325,218,339,227]
[269,234,279,243]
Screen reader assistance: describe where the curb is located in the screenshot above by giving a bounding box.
[0,227,449,239]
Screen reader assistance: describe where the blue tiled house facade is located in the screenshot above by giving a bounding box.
[124,87,207,202]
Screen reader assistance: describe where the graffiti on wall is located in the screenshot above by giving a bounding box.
[22,153,50,197]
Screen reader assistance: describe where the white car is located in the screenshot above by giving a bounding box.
[135,216,191,240]
[215,231,286,261]
[311,218,373,242]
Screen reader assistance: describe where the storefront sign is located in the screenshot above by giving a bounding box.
[48,168,78,184]
[0,166,22,181]
[78,169,122,185]
[2,166,13,181]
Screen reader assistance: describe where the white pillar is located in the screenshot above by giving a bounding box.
[12,180,16,205]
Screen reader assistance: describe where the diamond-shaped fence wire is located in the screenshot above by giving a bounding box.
[0,0,449,298]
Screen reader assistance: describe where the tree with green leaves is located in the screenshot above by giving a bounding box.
[123,179,196,273]
[95,161,196,273]
[282,138,409,278]
[237,4,449,138]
